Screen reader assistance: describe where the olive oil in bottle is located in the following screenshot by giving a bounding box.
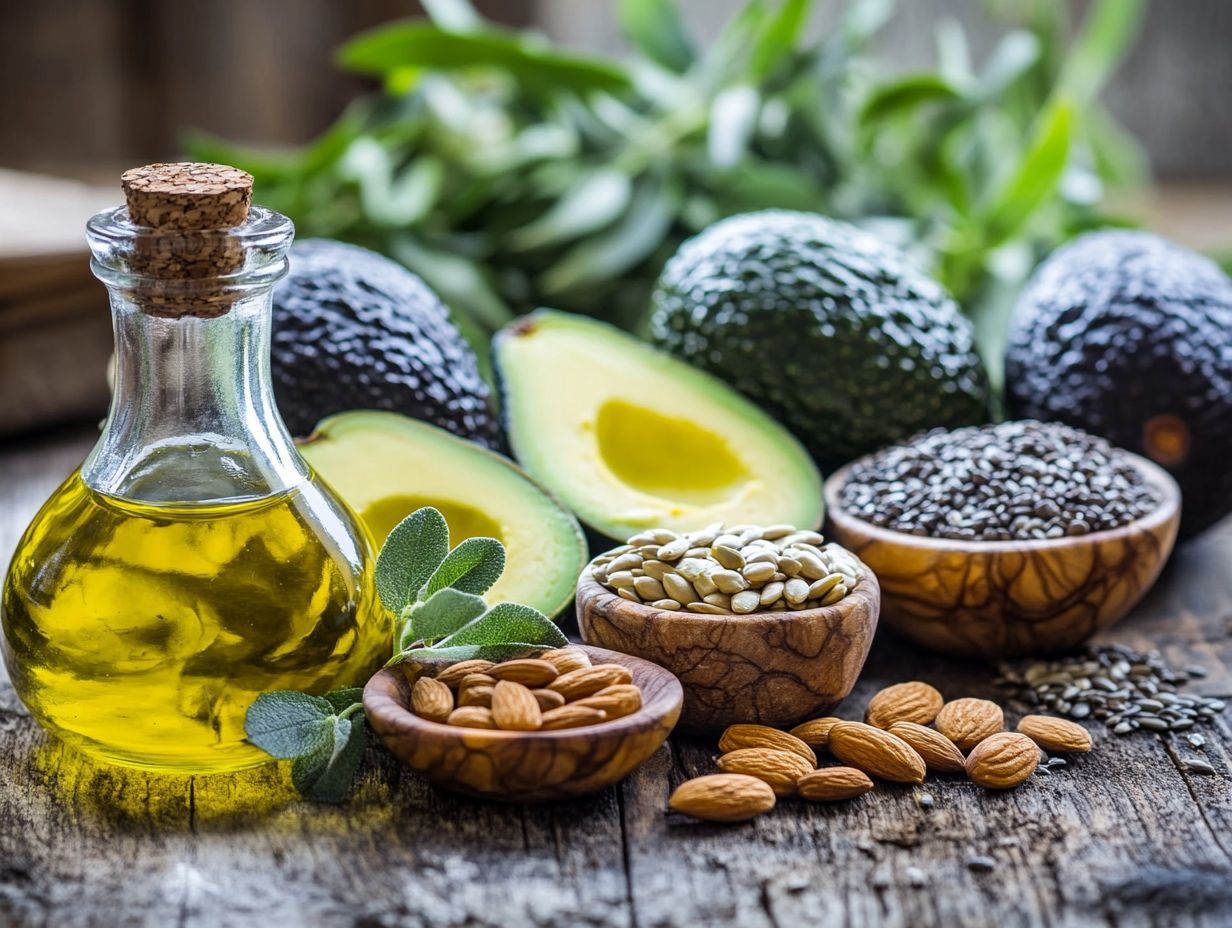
[0,164,389,773]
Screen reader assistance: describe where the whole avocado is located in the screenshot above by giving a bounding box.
[1005,230,1232,538]
[270,240,500,449]
[648,210,991,470]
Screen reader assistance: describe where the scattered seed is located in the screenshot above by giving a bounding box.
[1182,758,1217,775]
[965,855,997,873]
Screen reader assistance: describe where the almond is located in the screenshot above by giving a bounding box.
[548,664,633,701]
[827,721,926,784]
[718,724,817,766]
[458,672,497,691]
[435,660,496,688]
[1017,715,1093,753]
[716,748,814,796]
[540,705,608,730]
[865,681,944,729]
[935,698,1004,751]
[531,688,567,711]
[490,680,542,731]
[446,706,496,729]
[540,648,592,674]
[488,658,559,688]
[669,774,777,822]
[573,684,642,720]
[789,717,841,749]
[888,721,966,773]
[797,767,874,802]
[458,684,494,708]
[411,676,454,722]
[966,732,1040,789]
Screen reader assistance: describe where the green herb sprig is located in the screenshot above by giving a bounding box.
[244,506,566,802]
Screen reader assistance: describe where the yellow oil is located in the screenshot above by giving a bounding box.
[1,471,389,774]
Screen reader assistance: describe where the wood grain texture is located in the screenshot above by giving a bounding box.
[2,426,1232,928]
[365,647,682,802]
[825,452,1181,659]
[576,561,880,733]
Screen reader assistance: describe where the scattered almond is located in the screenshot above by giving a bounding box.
[966,732,1040,789]
[669,774,777,822]
[540,705,609,730]
[1017,715,1092,753]
[828,721,926,784]
[797,767,874,802]
[531,688,567,712]
[716,748,814,796]
[446,706,496,729]
[888,721,966,773]
[935,698,1004,751]
[573,684,642,720]
[435,660,496,688]
[718,724,817,765]
[488,658,559,688]
[789,717,841,749]
[491,680,543,731]
[549,664,633,701]
[411,676,454,722]
[540,648,592,674]
[865,681,944,729]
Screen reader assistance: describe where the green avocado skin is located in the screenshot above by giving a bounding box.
[1005,230,1232,539]
[270,240,501,449]
[647,210,991,471]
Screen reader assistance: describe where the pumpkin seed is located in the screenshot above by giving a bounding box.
[760,524,796,539]
[712,570,749,594]
[776,555,802,577]
[651,599,681,611]
[808,574,845,599]
[819,583,848,606]
[634,576,666,601]
[711,545,745,570]
[662,572,698,604]
[784,578,810,605]
[641,560,671,581]
[742,562,776,584]
[656,538,691,561]
[686,602,728,614]
[693,572,719,597]
[759,581,785,606]
[731,590,762,614]
[607,570,636,589]
[704,592,733,609]
[617,588,641,603]
[745,550,779,565]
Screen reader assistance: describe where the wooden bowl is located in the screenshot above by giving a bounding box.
[824,451,1181,659]
[576,563,880,733]
[363,646,682,802]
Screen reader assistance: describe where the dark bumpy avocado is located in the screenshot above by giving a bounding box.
[270,240,500,448]
[1005,230,1232,538]
[648,211,991,470]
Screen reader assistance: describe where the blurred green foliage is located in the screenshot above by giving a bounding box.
[188,0,1145,375]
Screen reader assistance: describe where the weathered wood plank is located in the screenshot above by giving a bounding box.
[1,426,1231,928]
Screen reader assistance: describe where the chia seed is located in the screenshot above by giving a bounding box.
[838,420,1160,541]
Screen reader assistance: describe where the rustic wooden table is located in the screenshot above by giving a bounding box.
[2,425,1231,928]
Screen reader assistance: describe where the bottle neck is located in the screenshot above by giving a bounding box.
[83,290,307,505]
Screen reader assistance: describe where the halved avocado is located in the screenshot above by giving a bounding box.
[493,310,823,539]
[299,411,586,619]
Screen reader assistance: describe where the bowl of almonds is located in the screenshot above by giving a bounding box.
[576,522,880,732]
[363,645,683,801]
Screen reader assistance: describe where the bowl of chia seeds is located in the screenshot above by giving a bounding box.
[824,420,1180,659]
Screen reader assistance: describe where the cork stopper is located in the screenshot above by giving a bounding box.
[121,163,253,230]
[118,163,255,318]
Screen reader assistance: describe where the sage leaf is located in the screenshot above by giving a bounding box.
[291,716,368,804]
[321,688,365,715]
[442,602,567,649]
[421,536,506,601]
[375,507,450,614]
[405,642,553,663]
[407,588,488,648]
[244,692,336,760]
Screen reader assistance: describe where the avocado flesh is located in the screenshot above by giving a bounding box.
[1005,230,1232,538]
[299,411,586,619]
[271,239,500,448]
[493,310,822,540]
[648,210,992,471]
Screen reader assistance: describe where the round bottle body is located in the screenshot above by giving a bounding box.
[1,471,389,773]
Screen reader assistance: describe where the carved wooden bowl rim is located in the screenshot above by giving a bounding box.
[363,644,684,747]
[823,449,1181,554]
[575,558,881,629]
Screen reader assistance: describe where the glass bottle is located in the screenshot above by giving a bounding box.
[1,163,389,773]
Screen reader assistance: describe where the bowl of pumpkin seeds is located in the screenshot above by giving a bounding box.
[576,522,880,732]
